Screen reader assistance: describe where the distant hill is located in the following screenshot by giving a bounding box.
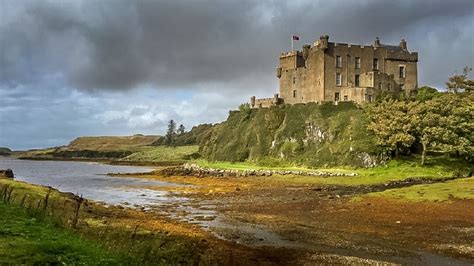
[200,102,383,167]
[67,135,161,151]
[0,147,12,156]
[17,135,199,163]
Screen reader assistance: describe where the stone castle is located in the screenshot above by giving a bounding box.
[250,35,418,108]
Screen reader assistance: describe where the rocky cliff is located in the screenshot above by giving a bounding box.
[200,102,384,167]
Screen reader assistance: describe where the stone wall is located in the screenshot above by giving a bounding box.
[162,163,357,178]
[250,94,283,108]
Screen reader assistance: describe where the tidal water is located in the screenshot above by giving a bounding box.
[0,157,293,247]
[0,158,186,207]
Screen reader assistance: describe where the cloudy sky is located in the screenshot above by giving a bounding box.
[1,0,473,150]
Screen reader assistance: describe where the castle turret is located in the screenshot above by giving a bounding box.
[250,96,256,107]
[318,35,329,50]
[399,38,407,51]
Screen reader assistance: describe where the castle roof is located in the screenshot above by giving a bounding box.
[381,44,403,52]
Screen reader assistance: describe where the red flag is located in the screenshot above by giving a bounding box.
[292,35,300,40]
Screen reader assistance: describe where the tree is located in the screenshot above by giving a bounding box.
[446,66,473,93]
[239,103,252,120]
[165,120,177,146]
[366,99,415,158]
[409,93,473,164]
[415,86,440,102]
[177,124,185,135]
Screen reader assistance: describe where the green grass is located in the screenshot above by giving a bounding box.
[0,179,211,264]
[122,145,199,162]
[0,202,127,264]
[193,159,353,173]
[196,156,470,186]
[359,177,474,202]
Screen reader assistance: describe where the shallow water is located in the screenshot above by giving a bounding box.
[0,158,185,207]
[0,158,294,247]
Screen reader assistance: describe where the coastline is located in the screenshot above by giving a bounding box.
[1,157,473,264]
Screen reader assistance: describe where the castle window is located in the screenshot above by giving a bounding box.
[335,92,340,102]
[336,56,342,68]
[388,83,392,90]
[355,75,360,87]
[373,58,379,70]
[336,73,342,86]
[368,95,373,102]
[344,95,348,101]
[292,90,297,98]
[293,77,296,84]
[355,57,361,69]
[378,82,383,90]
[399,66,405,78]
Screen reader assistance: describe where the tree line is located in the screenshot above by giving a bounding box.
[165,120,185,146]
[367,68,473,164]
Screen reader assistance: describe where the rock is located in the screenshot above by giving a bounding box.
[0,169,14,179]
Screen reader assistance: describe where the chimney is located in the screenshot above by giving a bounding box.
[373,37,381,48]
[400,38,407,51]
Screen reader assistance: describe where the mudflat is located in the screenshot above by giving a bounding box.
[135,172,474,265]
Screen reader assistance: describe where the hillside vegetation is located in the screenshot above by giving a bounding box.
[200,102,382,167]
[66,135,160,151]
[0,203,126,264]
[18,135,198,163]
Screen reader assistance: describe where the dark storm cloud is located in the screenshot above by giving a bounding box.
[1,0,473,92]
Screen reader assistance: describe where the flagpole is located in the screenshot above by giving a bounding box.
[291,35,294,52]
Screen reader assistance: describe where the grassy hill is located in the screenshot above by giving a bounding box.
[18,135,198,164]
[66,135,161,151]
[16,103,384,167]
[200,102,383,167]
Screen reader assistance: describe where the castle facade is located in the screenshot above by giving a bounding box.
[251,35,418,107]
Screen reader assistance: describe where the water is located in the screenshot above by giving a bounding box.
[0,158,294,247]
[0,158,186,207]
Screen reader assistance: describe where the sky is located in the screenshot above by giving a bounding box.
[1,0,473,150]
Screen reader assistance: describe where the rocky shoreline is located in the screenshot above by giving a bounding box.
[162,163,358,177]
[0,169,14,179]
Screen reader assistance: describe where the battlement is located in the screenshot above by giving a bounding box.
[250,94,283,108]
[279,51,300,58]
[282,36,416,60]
